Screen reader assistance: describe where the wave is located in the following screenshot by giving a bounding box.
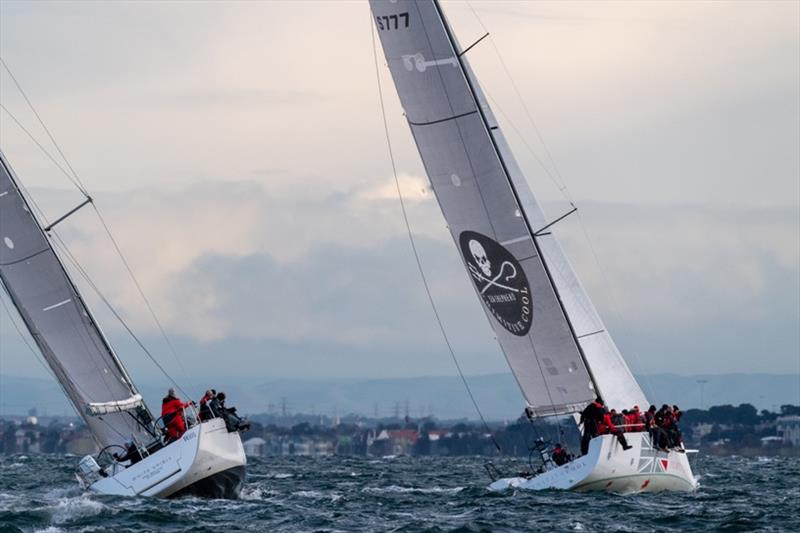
[362,485,464,495]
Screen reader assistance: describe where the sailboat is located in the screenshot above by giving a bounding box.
[370,0,697,493]
[0,149,246,497]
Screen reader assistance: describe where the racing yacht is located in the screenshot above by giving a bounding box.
[0,149,246,498]
[369,0,697,493]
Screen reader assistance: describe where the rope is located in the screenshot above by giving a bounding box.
[370,17,500,453]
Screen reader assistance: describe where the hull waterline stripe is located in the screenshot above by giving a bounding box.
[140,468,182,495]
[571,472,696,492]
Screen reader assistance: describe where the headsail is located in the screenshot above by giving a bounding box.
[0,150,153,448]
[371,0,647,415]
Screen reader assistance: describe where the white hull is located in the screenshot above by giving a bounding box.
[88,418,246,498]
[489,432,697,494]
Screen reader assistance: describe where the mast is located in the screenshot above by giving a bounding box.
[0,149,152,447]
[371,0,596,416]
[370,0,649,414]
[430,0,600,397]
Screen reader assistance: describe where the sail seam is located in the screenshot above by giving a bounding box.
[408,110,478,126]
[411,1,500,240]
[577,329,605,340]
[0,247,50,267]
[371,11,500,452]
[432,0,599,403]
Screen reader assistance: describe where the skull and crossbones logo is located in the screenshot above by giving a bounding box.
[459,230,532,336]
[467,239,519,295]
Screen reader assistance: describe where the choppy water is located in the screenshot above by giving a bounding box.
[0,454,798,532]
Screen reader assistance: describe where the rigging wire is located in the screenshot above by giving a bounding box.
[370,17,500,453]
[0,59,189,383]
[0,104,76,186]
[0,57,88,196]
[0,291,58,380]
[50,234,191,401]
[463,2,657,401]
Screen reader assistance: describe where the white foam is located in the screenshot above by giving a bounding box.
[292,490,343,502]
[49,496,106,524]
[363,485,464,495]
[239,487,279,500]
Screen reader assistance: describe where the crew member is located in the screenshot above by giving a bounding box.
[199,389,217,421]
[216,392,250,432]
[579,397,605,455]
[552,443,570,466]
[602,408,633,451]
[161,388,190,442]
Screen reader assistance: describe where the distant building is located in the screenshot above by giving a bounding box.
[777,416,800,446]
[243,437,267,457]
[369,429,418,456]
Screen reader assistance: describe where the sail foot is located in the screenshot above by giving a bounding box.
[85,394,144,416]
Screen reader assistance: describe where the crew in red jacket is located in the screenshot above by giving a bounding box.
[602,408,633,451]
[161,388,190,442]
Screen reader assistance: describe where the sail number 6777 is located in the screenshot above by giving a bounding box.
[376,13,409,30]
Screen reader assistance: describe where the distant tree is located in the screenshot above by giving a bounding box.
[413,432,431,456]
[707,404,759,425]
[760,409,779,422]
[290,422,312,436]
[780,405,800,416]
[421,419,437,433]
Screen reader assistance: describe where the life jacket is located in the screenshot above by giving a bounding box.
[162,397,187,438]
[631,410,644,431]
[602,413,617,434]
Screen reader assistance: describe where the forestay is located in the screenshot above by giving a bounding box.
[0,150,152,448]
[371,0,601,416]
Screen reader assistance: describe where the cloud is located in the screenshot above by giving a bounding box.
[3,181,793,379]
[0,2,797,380]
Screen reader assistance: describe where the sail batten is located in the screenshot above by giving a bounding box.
[371,0,648,415]
[0,149,152,448]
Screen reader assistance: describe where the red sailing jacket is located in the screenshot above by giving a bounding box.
[600,413,617,434]
[162,397,188,439]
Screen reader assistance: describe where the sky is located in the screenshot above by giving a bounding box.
[0,1,798,394]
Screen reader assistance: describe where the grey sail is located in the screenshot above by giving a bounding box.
[371,0,597,416]
[460,57,648,411]
[0,150,152,448]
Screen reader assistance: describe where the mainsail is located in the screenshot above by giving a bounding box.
[371,0,647,414]
[0,149,152,448]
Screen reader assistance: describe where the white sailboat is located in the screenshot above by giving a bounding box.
[370,0,697,493]
[0,149,246,498]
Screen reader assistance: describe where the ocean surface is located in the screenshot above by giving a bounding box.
[0,454,797,532]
